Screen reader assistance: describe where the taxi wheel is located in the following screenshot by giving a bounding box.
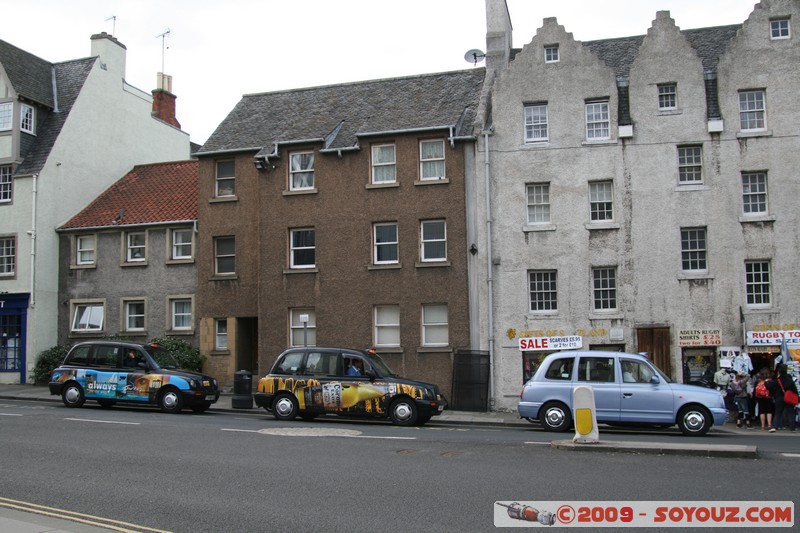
[158,387,184,414]
[61,382,85,408]
[389,397,418,426]
[97,400,116,409]
[272,393,299,421]
[540,401,572,432]
[677,405,711,436]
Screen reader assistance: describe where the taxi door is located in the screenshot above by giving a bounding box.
[339,353,388,416]
[84,345,121,400]
[575,355,621,422]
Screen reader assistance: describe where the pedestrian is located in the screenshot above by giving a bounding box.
[732,372,752,429]
[770,364,798,432]
[753,368,774,431]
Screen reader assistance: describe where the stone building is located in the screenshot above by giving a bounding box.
[476,0,800,410]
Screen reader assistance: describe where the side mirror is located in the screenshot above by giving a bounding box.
[650,375,660,384]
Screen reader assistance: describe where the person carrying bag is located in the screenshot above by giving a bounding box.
[771,365,798,432]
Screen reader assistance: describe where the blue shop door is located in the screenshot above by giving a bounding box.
[0,294,29,384]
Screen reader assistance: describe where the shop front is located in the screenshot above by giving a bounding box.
[746,329,800,379]
[677,328,722,384]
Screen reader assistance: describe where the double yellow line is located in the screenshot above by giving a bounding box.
[0,497,171,533]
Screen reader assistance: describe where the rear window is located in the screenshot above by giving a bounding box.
[577,357,616,383]
[304,351,339,376]
[66,346,91,365]
[543,357,574,380]
[273,351,304,375]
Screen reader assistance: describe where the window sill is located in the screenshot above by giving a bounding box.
[588,313,623,320]
[677,273,714,281]
[121,261,148,268]
[166,329,195,336]
[523,140,550,147]
[71,264,96,270]
[415,178,449,186]
[210,274,238,281]
[417,346,452,354]
[374,346,403,355]
[523,224,556,233]
[656,109,682,116]
[283,267,319,274]
[368,263,401,271]
[366,182,399,190]
[209,196,238,204]
[582,139,617,146]
[415,261,451,269]
[585,222,620,231]
[210,350,230,356]
[737,130,772,139]
[166,258,195,265]
[675,184,709,192]
[739,215,775,224]
[283,188,318,196]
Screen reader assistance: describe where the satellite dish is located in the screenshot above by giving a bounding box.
[464,49,486,65]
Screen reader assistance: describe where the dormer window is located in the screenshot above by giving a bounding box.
[20,104,35,134]
[0,102,11,131]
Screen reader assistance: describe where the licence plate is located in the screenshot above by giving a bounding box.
[438,404,444,412]
[205,395,216,401]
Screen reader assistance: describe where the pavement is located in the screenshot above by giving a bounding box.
[0,383,767,532]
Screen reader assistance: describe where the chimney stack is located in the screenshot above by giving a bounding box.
[151,72,181,128]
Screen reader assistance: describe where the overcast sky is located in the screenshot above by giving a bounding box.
[3,1,759,145]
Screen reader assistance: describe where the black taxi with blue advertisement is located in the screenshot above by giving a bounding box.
[48,341,220,413]
[254,347,447,426]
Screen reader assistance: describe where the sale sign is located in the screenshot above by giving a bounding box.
[518,335,583,351]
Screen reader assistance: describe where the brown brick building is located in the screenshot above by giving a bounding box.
[195,70,485,399]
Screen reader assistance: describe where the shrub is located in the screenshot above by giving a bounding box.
[33,344,71,385]
[150,337,205,372]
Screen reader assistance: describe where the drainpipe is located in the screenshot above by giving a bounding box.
[29,173,38,307]
[483,130,494,408]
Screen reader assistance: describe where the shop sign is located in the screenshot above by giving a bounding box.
[746,330,800,345]
[677,329,721,347]
[518,335,583,351]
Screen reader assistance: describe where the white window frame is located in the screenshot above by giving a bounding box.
[529,270,557,312]
[678,145,703,184]
[289,151,315,191]
[524,104,548,143]
[170,228,194,260]
[0,165,11,203]
[76,235,96,266]
[215,160,235,197]
[373,222,399,265]
[770,18,790,39]
[214,236,235,275]
[742,171,768,215]
[592,267,617,311]
[125,231,147,262]
[371,144,396,184]
[170,297,193,331]
[0,235,15,276]
[419,140,445,180]
[71,301,105,332]
[420,220,447,262]
[290,308,316,347]
[589,181,614,222]
[745,261,771,307]
[374,305,400,347]
[0,102,12,131]
[681,227,708,272]
[215,319,228,350]
[422,304,448,347]
[585,100,610,140]
[739,90,766,131]
[20,103,35,134]
[526,183,550,224]
[544,45,559,63]
[290,228,316,269]
[123,299,146,332]
[657,83,677,110]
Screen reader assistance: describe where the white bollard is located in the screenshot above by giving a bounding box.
[572,385,600,443]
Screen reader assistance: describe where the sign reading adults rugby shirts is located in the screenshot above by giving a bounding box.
[518,335,583,351]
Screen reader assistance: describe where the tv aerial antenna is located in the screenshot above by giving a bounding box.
[105,15,116,36]
[464,49,486,66]
[156,28,171,74]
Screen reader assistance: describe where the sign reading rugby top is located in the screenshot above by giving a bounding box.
[518,336,583,351]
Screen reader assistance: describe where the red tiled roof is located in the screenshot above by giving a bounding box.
[60,160,198,229]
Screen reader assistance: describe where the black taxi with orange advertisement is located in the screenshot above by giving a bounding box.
[254,347,447,426]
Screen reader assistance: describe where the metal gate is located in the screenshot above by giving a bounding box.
[451,350,489,412]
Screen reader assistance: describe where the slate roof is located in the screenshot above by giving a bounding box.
[197,69,486,157]
[59,160,198,230]
[0,39,55,108]
[16,58,95,176]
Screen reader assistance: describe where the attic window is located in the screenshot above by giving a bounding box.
[770,18,790,39]
[544,45,559,63]
[20,104,35,134]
